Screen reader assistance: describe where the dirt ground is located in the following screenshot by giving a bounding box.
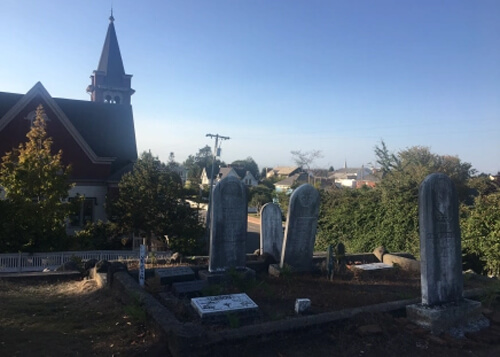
[1,268,499,356]
[0,278,169,356]
[151,266,500,356]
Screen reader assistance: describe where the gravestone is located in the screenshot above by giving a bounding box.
[208,176,247,273]
[406,173,487,335]
[419,173,463,305]
[191,293,258,321]
[280,184,320,272]
[260,202,284,261]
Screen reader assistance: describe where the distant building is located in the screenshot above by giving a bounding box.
[0,14,137,232]
[275,172,309,193]
[329,163,380,188]
[201,166,258,187]
[266,166,302,179]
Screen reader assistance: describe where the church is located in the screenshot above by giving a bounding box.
[0,14,137,232]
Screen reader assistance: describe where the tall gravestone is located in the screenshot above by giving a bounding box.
[407,173,487,335]
[280,184,320,272]
[259,203,284,261]
[208,176,247,273]
[419,173,462,305]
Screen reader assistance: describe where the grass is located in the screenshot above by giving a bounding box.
[0,279,168,356]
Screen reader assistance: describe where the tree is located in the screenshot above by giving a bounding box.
[230,157,260,180]
[318,143,474,257]
[166,152,180,171]
[374,140,400,177]
[290,149,323,170]
[110,151,204,255]
[183,145,224,188]
[249,184,274,213]
[462,191,500,276]
[0,104,72,252]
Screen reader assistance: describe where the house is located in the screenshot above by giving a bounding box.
[0,14,137,232]
[275,172,309,192]
[201,167,258,187]
[266,166,302,179]
[329,163,380,188]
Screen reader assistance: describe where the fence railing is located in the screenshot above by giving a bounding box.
[0,250,172,273]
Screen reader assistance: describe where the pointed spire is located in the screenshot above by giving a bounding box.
[97,13,125,85]
[87,13,134,104]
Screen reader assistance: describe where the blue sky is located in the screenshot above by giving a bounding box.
[1,0,499,174]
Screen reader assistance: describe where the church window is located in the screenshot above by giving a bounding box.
[69,197,96,227]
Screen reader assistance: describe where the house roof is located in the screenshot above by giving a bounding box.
[218,167,240,180]
[275,172,308,187]
[272,166,301,176]
[96,15,127,87]
[0,83,137,174]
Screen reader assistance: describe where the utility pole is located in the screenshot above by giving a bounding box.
[205,133,230,235]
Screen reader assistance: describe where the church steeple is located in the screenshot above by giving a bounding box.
[87,12,135,105]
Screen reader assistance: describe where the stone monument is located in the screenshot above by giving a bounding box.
[406,173,488,335]
[259,202,284,261]
[208,176,247,273]
[279,184,320,272]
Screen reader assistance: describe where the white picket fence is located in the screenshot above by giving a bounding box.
[0,250,172,273]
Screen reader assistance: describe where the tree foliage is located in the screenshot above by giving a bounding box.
[461,179,500,276]
[290,149,323,170]
[183,145,223,188]
[230,157,260,180]
[110,151,204,255]
[249,184,274,213]
[0,105,72,252]
[317,142,474,258]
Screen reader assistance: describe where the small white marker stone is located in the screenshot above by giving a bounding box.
[295,298,311,314]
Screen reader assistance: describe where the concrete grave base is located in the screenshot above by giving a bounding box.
[155,266,195,285]
[406,298,489,336]
[198,267,256,284]
[172,280,208,298]
[268,263,315,277]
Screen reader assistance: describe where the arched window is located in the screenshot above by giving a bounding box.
[114,96,121,104]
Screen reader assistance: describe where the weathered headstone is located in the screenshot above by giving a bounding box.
[280,184,320,272]
[407,173,487,335]
[420,173,463,304]
[260,202,284,261]
[335,242,346,274]
[209,176,247,273]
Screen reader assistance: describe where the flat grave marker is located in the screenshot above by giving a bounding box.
[191,293,258,319]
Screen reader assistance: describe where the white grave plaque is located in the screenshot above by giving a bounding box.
[191,293,258,318]
[352,262,393,271]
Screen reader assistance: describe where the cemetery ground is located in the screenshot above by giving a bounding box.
[0,277,169,356]
[1,267,499,356]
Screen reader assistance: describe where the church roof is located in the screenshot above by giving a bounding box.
[97,15,126,87]
[0,84,137,174]
[54,97,137,172]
